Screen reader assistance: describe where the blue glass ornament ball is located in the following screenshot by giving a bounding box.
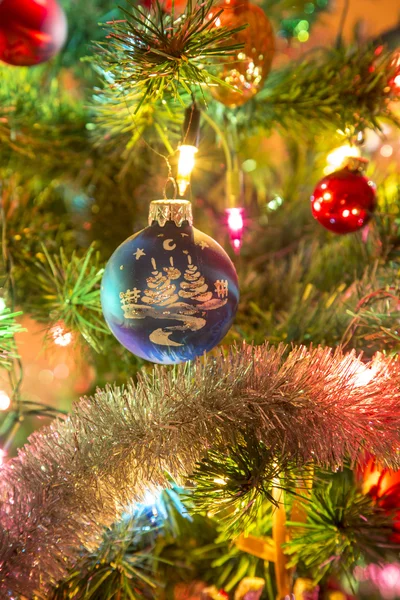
[101,218,239,364]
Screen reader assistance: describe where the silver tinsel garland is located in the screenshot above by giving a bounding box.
[1,343,400,597]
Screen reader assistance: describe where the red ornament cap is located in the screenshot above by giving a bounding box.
[311,163,377,235]
[341,156,369,173]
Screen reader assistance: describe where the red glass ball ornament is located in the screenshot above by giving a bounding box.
[361,457,400,542]
[140,0,187,14]
[311,159,377,235]
[208,0,274,108]
[0,0,67,66]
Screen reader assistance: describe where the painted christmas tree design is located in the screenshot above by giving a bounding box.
[120,254,229,346]
[142,258,181,306]
[178,255,228,310]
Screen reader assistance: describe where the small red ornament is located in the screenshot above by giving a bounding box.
[0,0,67,67]
[140,0,187,14]
[361,458,400,542]
[311,157,377,235]
[208,0,275,108]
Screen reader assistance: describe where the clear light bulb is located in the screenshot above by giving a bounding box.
[51,323,73,347]
[0,391,10,411]
[177,145,198,196]
[324,144,361,175]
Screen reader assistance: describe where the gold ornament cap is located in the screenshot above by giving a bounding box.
[342,156,369,173]
[149,199,193,227]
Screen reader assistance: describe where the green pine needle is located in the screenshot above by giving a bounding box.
[190,436,297,536]
[51,514,159,600]
[25,245,108,352]
[95,0,246,108]
[285,469,400,580]
[0,308,24,371]
[211,45,400,137]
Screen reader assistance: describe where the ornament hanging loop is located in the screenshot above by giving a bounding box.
[352,129,365,147]
[163,176,178,200]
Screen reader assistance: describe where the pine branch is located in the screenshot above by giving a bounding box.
[190,436,297,536]
[22,245,108,352]
[51,487,221,600]
[93,43,400,153]
[0,309,24,371]
[2,344,400,595]
[221,45,400,137]
[285,469,400,580]
[230,184,400,355]
[95,0,246,110]
[51,512,159,600]
[0,65,89,167]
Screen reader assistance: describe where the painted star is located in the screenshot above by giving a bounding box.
[197,241,209,250]
[134,248,146,260]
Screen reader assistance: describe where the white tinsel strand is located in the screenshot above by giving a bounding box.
[1,343,400,597]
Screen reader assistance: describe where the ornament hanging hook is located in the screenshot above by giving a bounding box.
[163,176,178,200]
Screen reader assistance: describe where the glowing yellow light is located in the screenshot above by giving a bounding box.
[326,144,360,171]
[0,391,10,411]
[213,477,228,485]
[323,192,332,201]
[380,144,393,158]
[297,30,309,42]
[313,201,321,211]
[177,144,198,196]
[51,323,73,347]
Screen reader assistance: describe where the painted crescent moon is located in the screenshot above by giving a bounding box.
[163,239,177,251]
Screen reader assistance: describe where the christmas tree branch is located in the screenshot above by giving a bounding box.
[0,309,23,371]
[2,343,400,596]
[95,0,246,110]
[285,469,400,580]
[95,44,399,150]
[224,45,400,137]
[22,245,108,352]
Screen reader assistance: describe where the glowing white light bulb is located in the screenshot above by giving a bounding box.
[0,391,10,411]
[324,144,361,175]
[177,145,198,196]
[142,489,160,506]
[51,323,73,347]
